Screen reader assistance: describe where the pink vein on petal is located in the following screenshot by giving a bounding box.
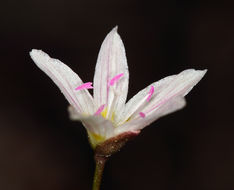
[147,86,155,102]
[75,82,93,90]
[94,104,105,115]
[109,73,124,86]
[145,83,190,115]
[45,66,82,112]
[139,112,146,118]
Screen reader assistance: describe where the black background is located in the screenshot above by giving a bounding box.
[0,0,234,189]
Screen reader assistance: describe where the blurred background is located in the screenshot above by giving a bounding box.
[0,0,234,189]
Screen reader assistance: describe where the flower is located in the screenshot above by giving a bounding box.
[30,27,207,150]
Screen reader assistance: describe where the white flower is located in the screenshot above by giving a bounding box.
[30,27,207,148]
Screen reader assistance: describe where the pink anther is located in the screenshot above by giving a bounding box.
[94,104,105,116]
[139,112,146,118]
[147,86,154,102]
[109,73,124,86]
[75,82,93,90]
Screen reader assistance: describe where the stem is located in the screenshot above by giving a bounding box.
[91,131,138,190]
[92,154,108,190]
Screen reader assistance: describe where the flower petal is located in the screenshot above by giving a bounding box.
[115,96,186,134]
[30,49,95,115]
[116,75,176,125]
[68,105,82,120]
[143,69,207,115]
[93,27,129,121]
[116,69,207,131]
[81,115,115,147]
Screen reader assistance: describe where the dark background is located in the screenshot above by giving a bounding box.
[0,0,233,189]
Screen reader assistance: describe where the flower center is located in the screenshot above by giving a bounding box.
[94,105,115,123]
[101,107,115,122]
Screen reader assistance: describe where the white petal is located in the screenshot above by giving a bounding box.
[68,104,115,138]
[30,49,95,115]
[116,75,176,125]
[115,96,186,134]
[81,115,115,139]
[142,69,207,115]
[93,27,129,121]
[116,69,207,132]
[68,105,82,120]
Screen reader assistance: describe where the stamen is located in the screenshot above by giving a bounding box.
[109,73,124,86]
[147,86,154,102]
[139,112,146,118]
[94,104,105,116]
[75,82,93,90]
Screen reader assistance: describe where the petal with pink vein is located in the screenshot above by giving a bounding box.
[93,27,129,121]
[30,49,95,115]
